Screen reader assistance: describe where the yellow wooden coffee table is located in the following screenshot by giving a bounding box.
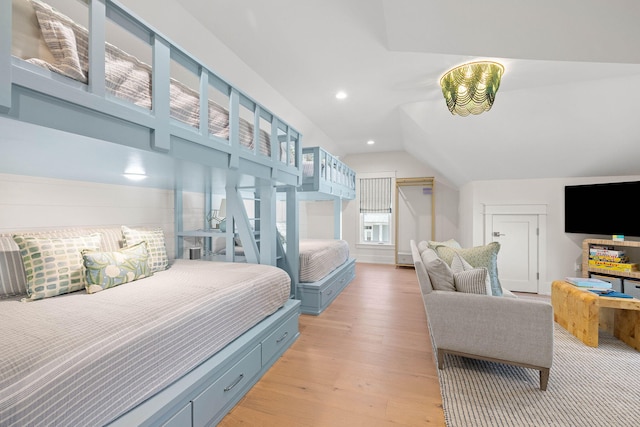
[551,280,640,350]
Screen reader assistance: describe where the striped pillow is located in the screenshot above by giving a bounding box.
[0,236,27,298]
[453,268,491,295]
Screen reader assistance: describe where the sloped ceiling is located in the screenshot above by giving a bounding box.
[180,0,640,187]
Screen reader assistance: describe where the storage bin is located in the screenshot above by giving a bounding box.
[589,274,622,292]
[623,278,640,299]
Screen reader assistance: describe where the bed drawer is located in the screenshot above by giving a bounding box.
[320,275,344,307]
[262,311,299,364]
[192,344,261,427]
[162,402,192,427]
[323,261,354,303]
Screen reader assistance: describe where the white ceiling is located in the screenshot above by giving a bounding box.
[180,0,640,187]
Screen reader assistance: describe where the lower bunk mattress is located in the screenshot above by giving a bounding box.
[0,259,290,426]
[299,239,350,283]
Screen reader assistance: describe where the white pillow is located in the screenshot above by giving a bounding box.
[421,248,455,292]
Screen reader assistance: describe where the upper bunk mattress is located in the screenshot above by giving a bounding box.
[299,239,350,283]
[0,259,290,426]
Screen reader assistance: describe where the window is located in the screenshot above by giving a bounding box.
[359,177,392,244]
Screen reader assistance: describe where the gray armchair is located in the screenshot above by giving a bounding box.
[410,240,554,390]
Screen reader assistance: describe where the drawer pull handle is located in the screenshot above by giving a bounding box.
[276,331,289,344]
[326,289,334,296]
[224,374,244,392]
[636,285,640,289]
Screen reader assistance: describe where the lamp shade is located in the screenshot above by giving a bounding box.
[440,61,504,116]
[218,198,226,217]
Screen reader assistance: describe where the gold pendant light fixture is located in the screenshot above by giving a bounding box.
[440,61,504,116]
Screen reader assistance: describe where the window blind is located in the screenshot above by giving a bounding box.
[360,178,392,213]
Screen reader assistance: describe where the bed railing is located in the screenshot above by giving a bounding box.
[1,0,302,186]
[300,146,356,199]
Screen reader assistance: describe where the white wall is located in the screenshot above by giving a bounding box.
[0,173,205,260]
[461,175,640,293]
[305,151,459,264]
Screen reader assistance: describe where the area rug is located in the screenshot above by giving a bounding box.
[437,324,640,427]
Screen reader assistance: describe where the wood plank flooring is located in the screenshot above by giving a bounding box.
[219,263,446,426]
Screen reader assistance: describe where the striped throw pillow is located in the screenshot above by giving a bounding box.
[453,268,491,295]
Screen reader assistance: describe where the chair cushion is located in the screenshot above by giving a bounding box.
[421,248,455,292]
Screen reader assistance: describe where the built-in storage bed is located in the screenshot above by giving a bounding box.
[0,227,300,426]
[2,0,304,425]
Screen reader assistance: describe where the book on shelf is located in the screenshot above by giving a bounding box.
[589,255,630,263]
[565,277,612,289]
[589,248,625,257]
[589,245,615,251]
[588,260,638,272]
[588,289,633,298]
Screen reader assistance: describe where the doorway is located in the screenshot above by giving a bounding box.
[484,205,547,293]
[395,177,435,266]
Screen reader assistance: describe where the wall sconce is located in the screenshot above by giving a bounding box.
[440,61,504,116]
[207,199,226,229]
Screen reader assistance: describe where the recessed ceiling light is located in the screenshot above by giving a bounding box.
[123,173,147,181]
[367,140,375,145]
[335,91,347,100]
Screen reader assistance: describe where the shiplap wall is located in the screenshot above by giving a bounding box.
[0,173,205,259]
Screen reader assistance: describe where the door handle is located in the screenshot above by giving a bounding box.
[493,231,505,237]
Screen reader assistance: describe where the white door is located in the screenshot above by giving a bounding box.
[490,214,539,293]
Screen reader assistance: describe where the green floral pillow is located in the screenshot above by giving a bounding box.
[428,239,462,250]
[434,242,502,296]
[121,226,169,272]
[12,233,102,301]
[82,242,151,294]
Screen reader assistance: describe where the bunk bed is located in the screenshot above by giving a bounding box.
[206,146,357,315]
[295,146,357,315]
[1,0,303,425]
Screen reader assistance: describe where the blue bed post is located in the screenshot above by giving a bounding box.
[175,161,184,259]
[88,0,106,98]
[334,198,342,239]
[1,0,11,113]
[257,179,276,265]
[285,186,299,298]
[151,35,171,152]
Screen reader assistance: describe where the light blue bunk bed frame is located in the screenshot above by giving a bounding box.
[295,146,357,315]
[0,0,303,425]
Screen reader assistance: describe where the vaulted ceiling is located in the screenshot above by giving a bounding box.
[182,0,640,187]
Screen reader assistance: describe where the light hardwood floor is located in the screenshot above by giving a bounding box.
[219,263,446,426]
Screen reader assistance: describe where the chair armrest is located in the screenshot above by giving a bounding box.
[424,291,554,368]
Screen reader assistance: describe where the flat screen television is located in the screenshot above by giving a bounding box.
[564,180,640,237]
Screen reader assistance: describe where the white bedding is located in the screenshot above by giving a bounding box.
[0,259,290,426]
[299,239,350,283]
